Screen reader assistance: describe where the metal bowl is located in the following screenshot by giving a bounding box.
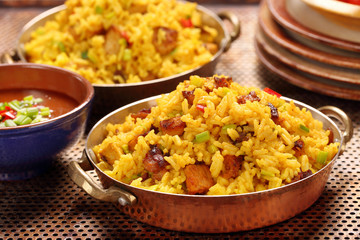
[4,4,240,117]
[68,94,353,233]
[0,63,94,180]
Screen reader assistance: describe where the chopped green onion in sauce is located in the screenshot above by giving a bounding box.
[0,95,53,128]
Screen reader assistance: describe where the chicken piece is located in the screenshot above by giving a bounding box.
[200,29,215,43]
[104,26,131,55]
[105,26,122,55]
[203,78,215,93]
[131,108,151,120]
[233,132,249,144]
[182,90,195,105]
[237,91,260,104]
[221,155,243,179]
[159,116,186,136]
[293,139,304,157]
[113,70,126,83]
[184,164,215,195]
[203,42,218,55]
[268,103,280,124]
[99,142,122,165]
[292,169,313,182]
[141,72,156,81]
[143,145,168,181]
[127,132,147,152]
[214,76,232,88]
[152,27,178,55]
[128,1,147,14]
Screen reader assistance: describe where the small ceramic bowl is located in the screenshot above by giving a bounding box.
[0,63,94,180]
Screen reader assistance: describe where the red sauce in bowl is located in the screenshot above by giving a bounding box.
[0,89,79,119]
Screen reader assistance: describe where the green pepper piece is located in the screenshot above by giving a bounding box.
[194,131,210,143]
[316,151,328,165]
[81,51,88,60]
[261,169,275,177]
[123,49,132,61]
[207,144,218,154]
[95,6,103,14]
[300,124,309,133]
[122,144,130,154]
[221,124,237,134]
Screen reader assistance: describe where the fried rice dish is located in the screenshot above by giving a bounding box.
[93,75,339,195]
[24,0,219,84]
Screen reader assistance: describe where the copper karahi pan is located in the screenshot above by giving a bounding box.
[68,95,353,233]
[3,3,240,116]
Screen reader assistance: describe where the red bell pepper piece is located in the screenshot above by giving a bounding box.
[264,87,281,98]
[121,31,132,46]
[180,18,193,28]
[4,111,15,120]
[196,104,206,113]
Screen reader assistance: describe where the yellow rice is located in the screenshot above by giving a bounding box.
[93,75,339,195]
[24,0,218,84]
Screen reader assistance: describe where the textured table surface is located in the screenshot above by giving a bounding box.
[0,2,359,240]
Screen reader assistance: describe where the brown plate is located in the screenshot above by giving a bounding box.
[300,0,360,31]
[266,0,360,52]
[287,0,360,43]
[254,34,360,101]
[256,28,360,86]
[258,0,360,69]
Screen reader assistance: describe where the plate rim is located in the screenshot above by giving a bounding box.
[266,0,360,52]
[258,0,360,70]
[254,35,360,101]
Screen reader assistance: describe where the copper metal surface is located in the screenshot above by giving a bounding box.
[9,4,240,117]
[1,3,360,239]
[68,95,349,233]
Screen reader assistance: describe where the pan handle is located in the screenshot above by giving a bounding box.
[68,150,137,206]
[318,106,353,154]
[0,49,21,64]
[217,11,241,52]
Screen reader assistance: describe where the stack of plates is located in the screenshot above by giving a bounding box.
[255,0,360,100]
